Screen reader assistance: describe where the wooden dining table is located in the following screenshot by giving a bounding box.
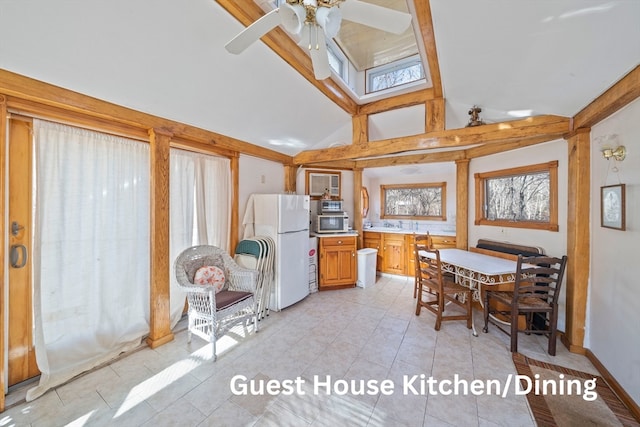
[420,248,520,336]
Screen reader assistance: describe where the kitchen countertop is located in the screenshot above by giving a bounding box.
[363,227,456,237]
[311,232,359,238]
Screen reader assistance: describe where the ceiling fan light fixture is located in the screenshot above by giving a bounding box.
[315,5,342,38]
[280,3,305,34]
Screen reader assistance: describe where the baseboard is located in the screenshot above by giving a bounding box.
[585,349,640,423]
[560,332,587,355]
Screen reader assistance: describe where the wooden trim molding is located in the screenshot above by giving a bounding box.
[585,349,640,423]
[474,161,560,232]
[0,95,7,412]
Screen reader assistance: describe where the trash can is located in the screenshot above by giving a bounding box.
[357,248,378,288]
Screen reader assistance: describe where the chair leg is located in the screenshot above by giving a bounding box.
[548,310,558,356]
[466,292,472,330]
[510,307,519,353]
[482,292,490,333]
[434,293,443,331]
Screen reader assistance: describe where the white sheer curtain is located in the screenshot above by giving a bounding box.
[28,120,150,401]
[169,149,231,325]
[196,154,231,249]
[169,149,195,326]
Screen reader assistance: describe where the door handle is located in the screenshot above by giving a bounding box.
[10,244,28,268]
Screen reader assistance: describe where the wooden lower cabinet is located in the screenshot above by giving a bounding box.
[319,235,357,290]
[364,231,457,277]
[363,232,382,271]
[381,234,405,275]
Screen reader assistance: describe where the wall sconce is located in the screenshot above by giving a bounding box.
[601,145,626,161]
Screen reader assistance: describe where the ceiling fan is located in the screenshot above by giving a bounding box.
[225,0,412,80]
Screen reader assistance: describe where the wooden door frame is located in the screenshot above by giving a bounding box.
[1,94,7,412]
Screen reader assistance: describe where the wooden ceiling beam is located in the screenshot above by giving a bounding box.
[464,134,563,159]
[413,0,443,98]
[293,115,570,164]
[0,69,292,163]
[355,150,464,169]
[297,160,357,169]
[357,89,435,115]
[573,64,640,130]
[215,0,358,115]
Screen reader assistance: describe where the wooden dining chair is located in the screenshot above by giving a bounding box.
[412,233,433,298]
[415,246,472,331]
[482,254,568,355]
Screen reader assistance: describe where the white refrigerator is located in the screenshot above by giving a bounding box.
[251,194,310,311]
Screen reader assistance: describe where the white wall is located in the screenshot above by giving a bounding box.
[468,139,569,331]
[589,98,640,404]
[238,155,285,239]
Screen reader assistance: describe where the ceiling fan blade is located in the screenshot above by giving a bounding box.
[225,9,282,54]
[309,28,331,80]
[299,26,331,80]
[340,0,412,35]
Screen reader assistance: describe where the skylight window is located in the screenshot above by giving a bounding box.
[366,55,424,93]
[327,45,346,79]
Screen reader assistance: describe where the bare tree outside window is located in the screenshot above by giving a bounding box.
[475,161,559,231]
[381,183,446,220]
[371,63,423,92]
[485,172,549,221]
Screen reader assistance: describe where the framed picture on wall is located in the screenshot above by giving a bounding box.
[601,184,625,230]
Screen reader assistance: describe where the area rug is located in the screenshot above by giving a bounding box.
[512,353,640,427]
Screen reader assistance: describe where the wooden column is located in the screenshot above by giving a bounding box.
[426,98,445,132]
[352,114,368,144]
[563,129,590,353]
[0,95,7,412]
[230,153,240,255]
[353,169,363,247]
[284,164,297,193]
[146,128,174,349]
[455,159,470,250]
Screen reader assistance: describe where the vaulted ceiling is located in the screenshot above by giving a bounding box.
[0,0,638,163]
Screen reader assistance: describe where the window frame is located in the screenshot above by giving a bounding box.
[380,182,446,221]
[474,161,559,231]
[365,54,425,94]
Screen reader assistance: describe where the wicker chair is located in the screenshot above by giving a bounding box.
[174,245,259,360]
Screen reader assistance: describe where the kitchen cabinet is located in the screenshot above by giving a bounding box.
[381,233,406,275]
[430,235,456,249]
[364,231,457,277]
[363,231,406,275]
[318,235,357,290]
[363,232,383,271]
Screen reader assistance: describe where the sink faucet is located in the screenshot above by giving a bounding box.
[398,220,403,229]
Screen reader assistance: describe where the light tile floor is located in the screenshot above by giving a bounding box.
[2,275,600,426]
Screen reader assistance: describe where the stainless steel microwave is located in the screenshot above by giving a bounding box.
[315,214,349,233]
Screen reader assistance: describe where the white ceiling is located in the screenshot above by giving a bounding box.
[1,0,638,157]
